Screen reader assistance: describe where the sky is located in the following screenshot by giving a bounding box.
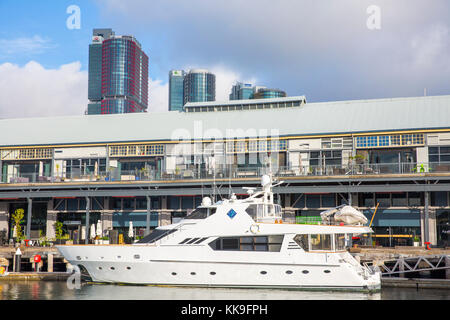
[0,0,449,118]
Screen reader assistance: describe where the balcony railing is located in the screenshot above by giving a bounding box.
[1,162,449,185]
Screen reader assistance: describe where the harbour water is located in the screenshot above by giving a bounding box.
[0,281,449,300]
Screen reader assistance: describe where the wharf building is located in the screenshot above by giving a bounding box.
[86,28,149,115]
[0,94,449,248]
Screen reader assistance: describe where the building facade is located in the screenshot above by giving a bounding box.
[168,70,186,111]
[253,88,287,99]
[229,82,287,100]
[87,29,149,115]
[229,82,254,100]
[1,95,449,247]
[183,69,215,105]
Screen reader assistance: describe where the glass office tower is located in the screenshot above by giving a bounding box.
[168,70,186,111]
[229,82,287,101]
[252,88,287,99]
[101,35,149,114]
[229,82,254,100]
[87,29,149,115]
[183,69,215,105]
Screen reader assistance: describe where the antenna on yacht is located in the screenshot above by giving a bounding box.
[211,162,216,203]
[228,161,232,198]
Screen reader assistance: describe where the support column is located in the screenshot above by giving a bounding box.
[85,197,90,244]
[159,196,171,226]
[348,183,352,206]
[46,199,56,239]
[424,191,430,244]
[285,194,291,207]
[47,253,53,273]
[26,198,32,239]
[101,212,113,232]
[0,202,8,240]
[145,195,151,236]
[428,209,437,246]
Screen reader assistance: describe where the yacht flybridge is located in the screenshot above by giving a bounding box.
[56,175,381,291]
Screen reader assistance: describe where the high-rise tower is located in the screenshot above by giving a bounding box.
[229,82,254,100]
[87,29,149,115]
[183,69,215,105]
[229,82,287,101]
[168,70,186,111]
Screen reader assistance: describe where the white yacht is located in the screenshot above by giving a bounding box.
[56,175,381,292]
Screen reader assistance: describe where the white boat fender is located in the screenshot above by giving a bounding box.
[249,224,260,234]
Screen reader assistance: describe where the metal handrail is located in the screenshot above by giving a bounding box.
[1,161,449,185]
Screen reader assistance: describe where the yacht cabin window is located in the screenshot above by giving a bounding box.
[245,204,282,220]
[293,234,309,251]
[310,234,332,251]
[294,234,343,252]
[209,235,284,252]
[335,233,346,251]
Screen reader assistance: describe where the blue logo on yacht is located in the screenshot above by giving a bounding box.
[227,209,237,219]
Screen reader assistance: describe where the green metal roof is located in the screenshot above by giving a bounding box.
[0,94,449,147]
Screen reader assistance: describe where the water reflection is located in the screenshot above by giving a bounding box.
[0,281,448,300]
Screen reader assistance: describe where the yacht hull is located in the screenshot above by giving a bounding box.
[57,245,381,292]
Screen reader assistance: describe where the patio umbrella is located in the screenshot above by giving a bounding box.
[128,221,134,238]
[90,223,96,239]
[13,225,17,238]
[96,220,102,237]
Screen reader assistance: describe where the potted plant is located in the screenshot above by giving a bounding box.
[139,167,149,180]
[348,154,366,174]
[54,221,65,244]
[413,236,420,247]
[101,236,110,245]
[12,208,25,245]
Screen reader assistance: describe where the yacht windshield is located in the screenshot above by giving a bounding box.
[185,207,216,219]
[136,228,177,244]
[246,204,282,220]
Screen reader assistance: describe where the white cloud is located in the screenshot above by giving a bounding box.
[208,65,258,101]
[0,60,255,117]
[0,61,87,119]
[0,35,56,57]
[148,65,259,112]
[98,0,450,100]
[410,24,450,72]
[148,77,168,112]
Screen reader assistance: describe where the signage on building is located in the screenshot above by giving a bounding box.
[64,221,81,225]
[172,70,183,76]
[92,36,104,43]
